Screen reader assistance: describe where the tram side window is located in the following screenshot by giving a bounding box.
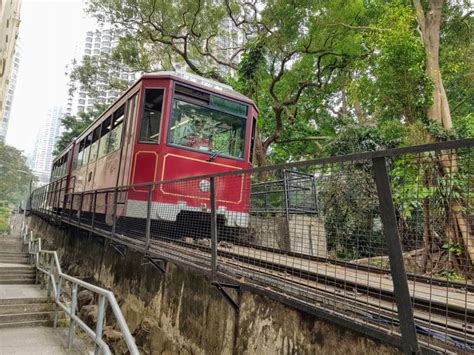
[51,163,56,180]
[82,133,93,166]
[76,140,85,169]
[109,105,125,152]
[249,116,257,164]
[89,126,101,163]
[98,116,111,159]
[139,89,164,143]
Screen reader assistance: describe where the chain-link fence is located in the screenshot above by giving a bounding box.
[29,139,474,353]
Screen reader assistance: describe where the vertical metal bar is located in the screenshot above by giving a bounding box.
[68,284,78,349]
[47,256,54,298]
[78,193,84,226]
[210,177,218,278]
[94,295,107,355]
[372,157,419,354]
[111,187,119,238]
[283,170,290,224]
[91,190,97,231]
[144,184,153,254]
[69,194,74,222]
[53,277,63,328]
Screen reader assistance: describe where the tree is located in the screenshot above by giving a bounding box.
[53,103,109,156]
[0,142,36,206]
[77,0,379,165]
[412,0,474,270]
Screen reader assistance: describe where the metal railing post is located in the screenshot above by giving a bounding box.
[94,295,107,355]
[144,184,153,254]
[210,177,218,278]
[372,157,419,354]
[47,256,54,298]
[54,277,63,328]
[68,283,78,349]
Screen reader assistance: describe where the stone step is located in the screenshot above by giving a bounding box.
[0,302,54,315]
[0,319,53,329]
[0,311,55,324]
[0,274,36,281]
[0,254,29,258]
[0,297,48,305]
[0,252,29,257]
[0,267,35,274]
[0,279,36,285]
[0,258,30,264]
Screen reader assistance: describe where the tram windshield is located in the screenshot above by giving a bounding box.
[168,98,246,159]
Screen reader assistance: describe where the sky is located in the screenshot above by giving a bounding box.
[5,0,95,155]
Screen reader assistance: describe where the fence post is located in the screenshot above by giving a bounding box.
[68,283,78,349]
[144,184,153,254]
[54,277,63,328]
[372,157,419,354]
[111,188,119,238]
[69,194,74,222]
[95,295,107,355]
[47,256,54,298]
[91,191,97,231]
[210,177,218,278]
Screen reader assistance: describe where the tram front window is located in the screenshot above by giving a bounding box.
[168,99,246,159]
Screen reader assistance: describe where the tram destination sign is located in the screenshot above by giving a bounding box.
[210,95,248,118]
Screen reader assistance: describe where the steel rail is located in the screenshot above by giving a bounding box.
[36,215,474,320]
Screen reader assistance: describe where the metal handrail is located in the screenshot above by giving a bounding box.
[21,225,139,355]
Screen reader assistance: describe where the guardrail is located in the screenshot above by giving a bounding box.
[20,224,139,355]
[28,139,474,354]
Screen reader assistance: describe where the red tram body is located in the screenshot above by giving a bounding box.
[48,72,258,231]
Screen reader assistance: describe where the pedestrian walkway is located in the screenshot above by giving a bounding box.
[0,327,91,354]
[0,220,93,354]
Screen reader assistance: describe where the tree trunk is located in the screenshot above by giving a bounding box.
[414,0,474,269]
[254,129,268,167]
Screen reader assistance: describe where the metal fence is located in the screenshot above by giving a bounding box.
[29,139,474,354]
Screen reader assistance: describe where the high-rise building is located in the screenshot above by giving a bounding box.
[0,41,21,141]
[66,26,137,117]
[31,106,63,183]
[0,0,22,142]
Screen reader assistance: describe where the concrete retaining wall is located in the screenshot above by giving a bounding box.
[28,216,397,354]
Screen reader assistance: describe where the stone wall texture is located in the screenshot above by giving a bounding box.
[28,216,399,355]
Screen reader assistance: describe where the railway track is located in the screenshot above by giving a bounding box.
[36,214,474,353]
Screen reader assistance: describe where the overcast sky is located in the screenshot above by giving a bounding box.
[5,0,95,155]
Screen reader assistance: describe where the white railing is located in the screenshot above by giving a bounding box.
[21,224,139,355]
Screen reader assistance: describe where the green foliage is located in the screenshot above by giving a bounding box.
[0,202,10,233]
[68,53,131,99]
[437,269,465,282]
[0,142,36,207]
[350,2,431,124]
[53,103,108,156]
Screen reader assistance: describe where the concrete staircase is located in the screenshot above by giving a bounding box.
[0,236,55,328]
[0,294,55,328]
[0,237,35,285]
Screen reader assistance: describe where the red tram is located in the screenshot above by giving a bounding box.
[48,72,258,235]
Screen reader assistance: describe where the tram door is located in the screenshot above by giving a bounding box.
[131,84,168,191]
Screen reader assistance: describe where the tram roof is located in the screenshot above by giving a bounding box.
[140,71,255,105]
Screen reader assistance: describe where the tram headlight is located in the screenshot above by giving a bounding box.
[199,179,211,192]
